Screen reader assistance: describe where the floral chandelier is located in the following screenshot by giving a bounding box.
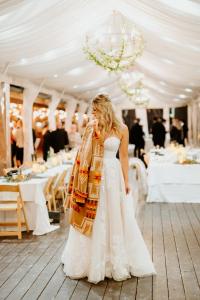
[83,11,144,72]
[119,72,144,97]
[119,72,150,107]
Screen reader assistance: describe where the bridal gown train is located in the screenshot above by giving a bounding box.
[61,137,156,283]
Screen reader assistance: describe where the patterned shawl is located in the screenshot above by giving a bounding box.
[66,124,104,236]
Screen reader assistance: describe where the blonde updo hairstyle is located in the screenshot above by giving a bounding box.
[92,94,122,136]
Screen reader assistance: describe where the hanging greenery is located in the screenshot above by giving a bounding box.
[119,78,150,107]
[83,12,144,72]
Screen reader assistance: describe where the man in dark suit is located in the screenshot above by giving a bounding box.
[181,119,188,146]
[42,123,52,161]
[151,117,166,147]
[51,121,69,153]
[130,118,145,158]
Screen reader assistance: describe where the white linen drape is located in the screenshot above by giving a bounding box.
[0,82,10,172]
[188,104,192,144]
[188,99,200,146]
[22,84,39,163]
[163,107,170,132]
[78,101,88,126]
[48,94,60,131]
[4,82,10,167]
[135,108,149,136]
[65,98,78,132]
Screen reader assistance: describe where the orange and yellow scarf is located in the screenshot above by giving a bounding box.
[66,124,104,236]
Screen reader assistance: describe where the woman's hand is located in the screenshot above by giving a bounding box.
[93,118,99,132]
[125,181,130,194]
[92,118,101,139]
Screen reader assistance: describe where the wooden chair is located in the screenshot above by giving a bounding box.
[0,185,29,239]
[43,174,59,212]
[53,170,68,210]
[129,157,148,202]
[50,174,59,211]
[63,191,70,213]
[63,167,73,212]
[43,177,54,211]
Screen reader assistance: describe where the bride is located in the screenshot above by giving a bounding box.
[62,94,156,283]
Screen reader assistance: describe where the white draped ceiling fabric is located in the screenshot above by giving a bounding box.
[135,108,149,136]
[4,83,11,165]
[0,82,10,173]
[78,101,88,127]
[48,94,61,131]
[163,107,170,132]
[0,0,200,144]
[22,84,40,162]
[188,98,200,146]
[65,97,78,132]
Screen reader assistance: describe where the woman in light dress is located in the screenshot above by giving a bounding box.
[62,94,156,284]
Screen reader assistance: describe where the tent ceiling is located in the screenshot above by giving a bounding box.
[0,0,200,108]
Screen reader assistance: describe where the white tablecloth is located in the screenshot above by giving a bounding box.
[147,161,200,203]
[0,164,73,235]
[34,163,73,183]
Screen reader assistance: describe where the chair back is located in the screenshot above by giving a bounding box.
[54,170,67,193]
[0,184,20,193]
[0,184,21,205]
[0,183,29,239]
[51,173,59,188]
[44,177,54,196]
[129,157,148,196]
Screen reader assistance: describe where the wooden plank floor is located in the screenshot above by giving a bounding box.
[1,203,200,300]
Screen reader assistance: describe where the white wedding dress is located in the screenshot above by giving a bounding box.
[61,137,156,283]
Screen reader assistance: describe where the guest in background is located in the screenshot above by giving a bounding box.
[170,118,182,144]
[68,123,82,149]
[151,117,166,148]
[130,118,145,158]
[151,117,159,146]
[15,119,24,166]
[51,121,69,153]
[181,119,188,146]
[160,118,167,147]
[10,121,17,167]
[42,123,52,161]
[32,127,36,151]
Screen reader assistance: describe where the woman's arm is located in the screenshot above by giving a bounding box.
[119,125,130,194]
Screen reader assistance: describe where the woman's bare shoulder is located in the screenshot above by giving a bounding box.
[118,123,128,139]
[121,123,128,131]
[121,123,128,134]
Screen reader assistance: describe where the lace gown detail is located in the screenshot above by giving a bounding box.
[61,137,156,283]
